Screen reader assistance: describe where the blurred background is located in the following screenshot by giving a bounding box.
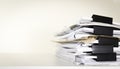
[0,0,120,66]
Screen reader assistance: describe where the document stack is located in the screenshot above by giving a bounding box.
[54,14,120,65]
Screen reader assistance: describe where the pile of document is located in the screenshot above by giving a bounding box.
[54,17,120,65]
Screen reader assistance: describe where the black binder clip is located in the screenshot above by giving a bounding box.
[91,14,119,61]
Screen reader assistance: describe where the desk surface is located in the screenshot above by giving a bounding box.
[0,53,75,66]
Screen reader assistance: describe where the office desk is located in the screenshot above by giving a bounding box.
[0,53,75,66]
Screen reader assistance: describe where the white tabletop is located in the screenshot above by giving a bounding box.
[0,53,75,66]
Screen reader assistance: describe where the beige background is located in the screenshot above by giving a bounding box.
[0,0,120,66]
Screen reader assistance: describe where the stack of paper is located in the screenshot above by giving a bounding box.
[54,17,120,65]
